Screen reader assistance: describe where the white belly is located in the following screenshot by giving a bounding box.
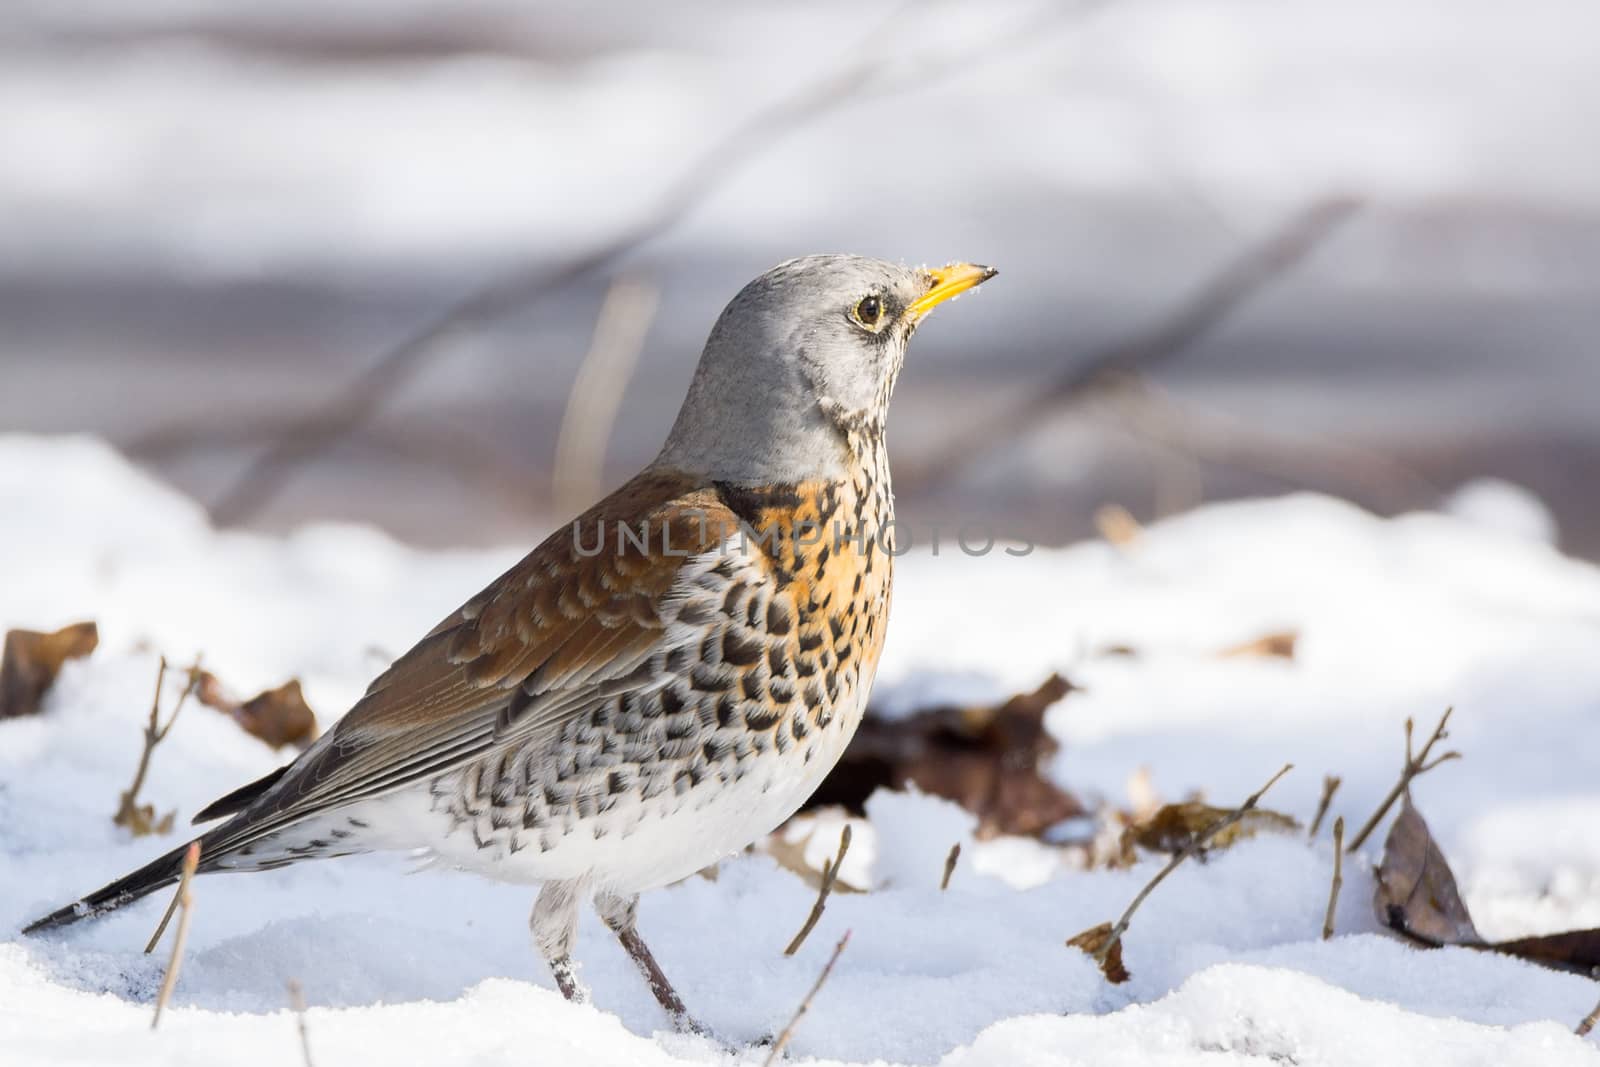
[358,686,865,893]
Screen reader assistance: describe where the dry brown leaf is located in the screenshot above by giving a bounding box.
[1219,630,1299,660]
[1490,930,1600,976]
[1374,796,1483,945]
[0,621,99,718]
[194,671,319,749]
[1375,795,1600,974]
[234,680,319,749]
[1130,801,1300,854]
[1067,921,1131,983]
[804,674,1084,838]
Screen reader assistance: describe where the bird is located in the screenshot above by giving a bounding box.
[24,254,997,1031]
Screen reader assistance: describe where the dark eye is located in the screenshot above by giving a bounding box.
[852,294,884,330]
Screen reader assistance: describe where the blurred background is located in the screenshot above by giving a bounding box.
[4,0,1598,555]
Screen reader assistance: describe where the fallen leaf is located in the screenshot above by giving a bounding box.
[234,680,319,749]
[1491,930,1600,976]
[192,670,319,750]
[0,621,99,718]
[1130,801,1300,855]
[1375,795,1600,974]
[804,674,1084,838]
[1374,796,1482,946]
[1066,922,1131,983]
[1219,630,1299,660]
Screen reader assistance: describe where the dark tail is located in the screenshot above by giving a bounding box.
[23,835,207,935]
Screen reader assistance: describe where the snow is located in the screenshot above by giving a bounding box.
[3,434,1600,1065]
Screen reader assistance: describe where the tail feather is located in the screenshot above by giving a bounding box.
[22,836,201,934]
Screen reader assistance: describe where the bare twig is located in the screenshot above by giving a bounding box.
[143,886,183,955]
[903,196,1362,493]
[116,656,201,835]
[205,0,1094,527]
[764,930,851,1067]
[940,843,961,891]
[551,277,659,515]
[1308,775,1342,840]
[1346,708,1460,853]
[785,824,851,956]
[1577,993,1600,1037]
[287,979,315,1067]
[1095,764,1293,968]
[1322,816,1344,940]
[151,842,200,1030]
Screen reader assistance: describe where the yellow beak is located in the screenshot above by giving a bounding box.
[906,262,998,322]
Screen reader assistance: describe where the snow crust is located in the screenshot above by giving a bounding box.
[3,435,1599,1065]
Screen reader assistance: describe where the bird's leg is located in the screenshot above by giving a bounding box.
[594,890,707,1035]
[532,879,588,1004]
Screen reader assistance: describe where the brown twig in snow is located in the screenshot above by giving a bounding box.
[551,277,659,515]
[1577,993,1600,1037]
[941,843,961,891]
[1308,775,1342,840]
[151,842,200,1030]
[1346,708,1460,853]
[785,824,852,956]
[116,656,201,836]
[764,930,851,1067]
[204,0,1095,527]
[903,197,1362,493]
[287,979,316,1067]
[1094,764,1293,968]
[1322,816,1344,940]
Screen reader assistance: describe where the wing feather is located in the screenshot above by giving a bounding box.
[193,471,752,855]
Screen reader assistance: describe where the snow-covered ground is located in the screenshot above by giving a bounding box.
[3,434,1600,1065]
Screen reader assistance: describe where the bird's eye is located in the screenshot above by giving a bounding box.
[851,294,885,331]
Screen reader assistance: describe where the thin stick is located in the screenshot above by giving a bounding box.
[1346,708,1459,853]
[1577,994,1600,1037]
[151,842,200,1030]
[784,825,852,956]
[941,843,961,891]
[1095,764,1293,967]
[1308,775,1342,840]
[143,887,183,955]
[287,979,315,1067]
[118,655,203,832]
[764,930,851,1067]
[1322,817,1345,940]
[551,277,659,516]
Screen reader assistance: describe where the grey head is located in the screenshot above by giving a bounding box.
[655,254,996,486]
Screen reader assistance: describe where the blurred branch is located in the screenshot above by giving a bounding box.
[900,196,1362,494]
[128,417,546,512]
[1101,373,1441,510]
[205,0,1098,527]
[551,277,659,515]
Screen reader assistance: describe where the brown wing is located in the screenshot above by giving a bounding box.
[197,469,752,846]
